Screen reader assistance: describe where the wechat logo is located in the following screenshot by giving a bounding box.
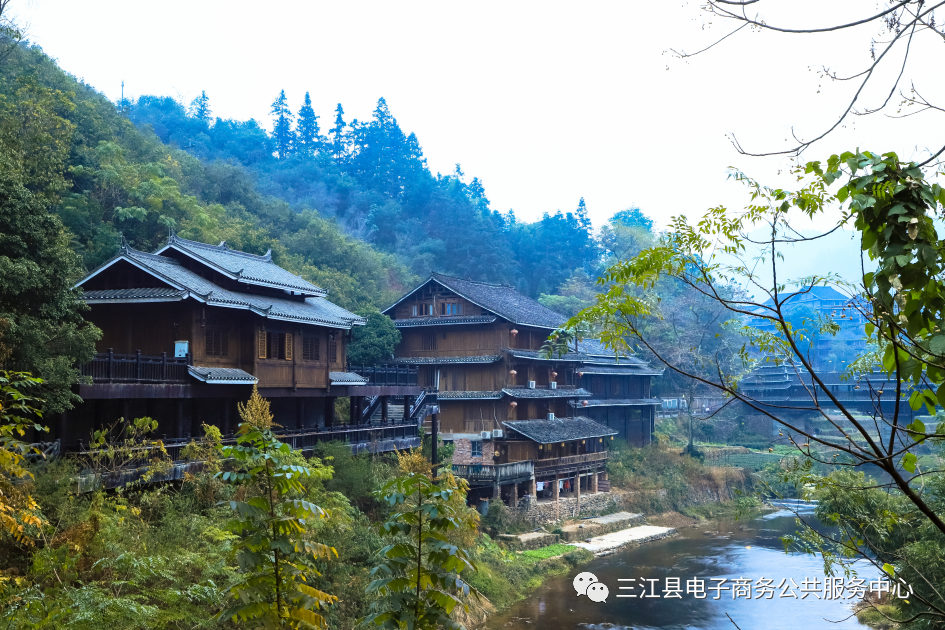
[573,572,609,603]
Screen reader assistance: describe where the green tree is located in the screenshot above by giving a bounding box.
[188,90,212,123]
[0,164,99,413]
[270,90,295,160]
[328,103,347,159]
[361,472,480,630]
[347,310,401,366]
[216,389,338,629]
[0,370,45,544]
[569,149,945,625]
[295,92,321,158]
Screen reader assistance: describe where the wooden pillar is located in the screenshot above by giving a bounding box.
[493,483,500,500]
[431,413,439,477]
[575,470,582,514]
[349,396,359,425]
[591,470,599,493]
[176,399,186,439]
[324,397,335,428]
[510,482,518,509]
[552,473,560,502]
[529,475,537,497]
[58,411,69,452]
[381,396,389,423]
[222,400,232,436]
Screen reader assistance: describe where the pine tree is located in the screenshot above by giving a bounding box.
[188,90,212,123]
[295,91,321,158]
[270,90,295,160]
[576,197,592,232]
[328,103,347,159]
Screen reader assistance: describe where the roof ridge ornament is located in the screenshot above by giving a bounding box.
[263,248,272,262]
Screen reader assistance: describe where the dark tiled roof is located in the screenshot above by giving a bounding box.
[437,391,503,400]
[81,245,365,329]
[502,387,592,399]
[82,288,186,301]
[578,366,663,376]
[393,315,497,328]
[503,416,617,444]
[384,274,566,329]
[159,234,326,296]
[188,366,257,384]
[330,371,369,385]
[569,398,663,407]
[506,349,587,362]
[393,355,502,365]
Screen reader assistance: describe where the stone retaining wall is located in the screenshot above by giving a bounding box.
[559,513,645,542]
[497,532,559,551]
[510,492,619,525]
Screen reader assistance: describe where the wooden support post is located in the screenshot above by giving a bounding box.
[529,475,537,497]
[575,470,581,514]
[222,400,232,435]
[349,396,358,425]
[591,470,599,493]
[58,411,68,452]
[493,483,500,501]
[381,396,389,424]
[552,473,560,502]
[176,399,186,439]
[510,482,518,509]
[324,397,335,428]
[431,413,439,477]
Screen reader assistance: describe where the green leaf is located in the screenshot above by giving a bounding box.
[902,453,918,473]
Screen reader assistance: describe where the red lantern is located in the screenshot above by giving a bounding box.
[510,401,518,408]
[509,370,518,377]
[510,329,519,336]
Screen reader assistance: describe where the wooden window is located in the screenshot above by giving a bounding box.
[205,328,229,357]
[411,305,418,317]
[302,336,320,361]
[471,440,483,457]
[257,329,267,359]
[328,335,338,363]
[421,332,436,351]
[264,332,290,360]
[441,302,461,316]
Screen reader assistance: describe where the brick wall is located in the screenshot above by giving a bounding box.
[452,438,491,465]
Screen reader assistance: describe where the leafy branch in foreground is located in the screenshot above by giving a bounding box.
[568,149,945,625]
[361,472,481,630]
[216,388,337,629]
[0,370,46,545]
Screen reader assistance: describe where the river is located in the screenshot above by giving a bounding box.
[483,501,881,630]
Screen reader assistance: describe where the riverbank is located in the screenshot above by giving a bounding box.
[482,502,881,630]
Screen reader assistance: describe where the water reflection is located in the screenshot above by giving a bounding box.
[484,503,876,630]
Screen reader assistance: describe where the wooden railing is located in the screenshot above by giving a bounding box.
[535,451,608,470]
[452,461,535,484]
[73,420,422,458]
[349,364,418,386]
[79,349,191,383]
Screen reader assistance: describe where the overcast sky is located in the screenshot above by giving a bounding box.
[15,0,945,286]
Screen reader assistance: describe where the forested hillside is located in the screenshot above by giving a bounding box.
[125,92,606,297]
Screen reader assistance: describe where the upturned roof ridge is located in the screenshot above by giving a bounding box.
[169,233,273,261]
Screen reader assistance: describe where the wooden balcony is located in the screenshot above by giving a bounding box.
[535,451,608,475]
[452,461,535,486]
[73,420,422,458]
[79,349,191,383]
